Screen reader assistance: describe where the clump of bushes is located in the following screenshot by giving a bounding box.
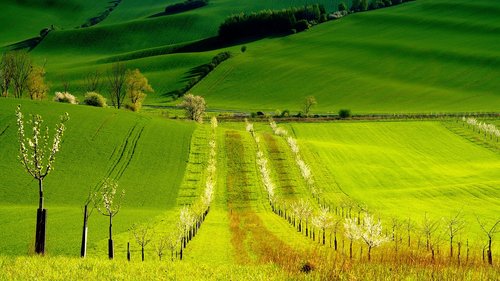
[83,92,107,107]
[164,0,208,15]
[218,4,326,41]
[53,92,78,104]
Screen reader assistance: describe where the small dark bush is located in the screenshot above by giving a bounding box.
[339,109,351,119]
[83,92,107,107]
[295,20,310,32]
[250,112,258,118]
[165,0,208,15]
[280,109,290,117]
[256,111,265,117]
[241,45,247,53]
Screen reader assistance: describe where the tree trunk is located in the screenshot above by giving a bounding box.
[322,229,326,245]
[488,238,493,265]
[349,240,353,259]
[142,245,145,261]
[108,215,114,259]
[80,205,88,257]
[127,242,131,261]
[368,246,372,261]
[450,237,453,258]
[334,234,338,251]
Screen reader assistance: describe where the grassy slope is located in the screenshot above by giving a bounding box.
[0,0,107,46]
[287,121,500,237]
[0,99,195,255]
[192,0,500,113]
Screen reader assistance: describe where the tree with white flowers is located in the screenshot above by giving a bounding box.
[344,217,360,259]
[94,179,125,259]
[16,105,69,255]
[312,207,334,245]
[359,214,388,261]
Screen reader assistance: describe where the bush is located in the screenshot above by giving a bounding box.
[295,20,310,32]
[124,103,140,112]
[338,109,351,119]
[83,92,107,107]
[241,45,247,53]
[53,92,78,104]
[338,2,348,11]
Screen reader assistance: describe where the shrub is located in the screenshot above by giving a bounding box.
[53,92,78,104]
[295,20,310,32]
[164,0,208,15]
[83,92,107,107]
[338,109,351,119]
[280,110,290,118]
[241,45,247,53]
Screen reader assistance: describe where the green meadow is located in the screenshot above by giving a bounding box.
[1,0,499,279]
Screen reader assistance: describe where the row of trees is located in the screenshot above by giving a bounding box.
[1,51,48,100]
[247,119,499,265]
[1,51,153,112]
[350,0,414,12]
[169,52,231,99]
[218,4,327,40]
[462,117,500,141]
[164,0,208,15]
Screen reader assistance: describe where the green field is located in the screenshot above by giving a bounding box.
[1,0,500,279]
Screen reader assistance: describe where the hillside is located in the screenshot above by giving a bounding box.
[0,99,195,255]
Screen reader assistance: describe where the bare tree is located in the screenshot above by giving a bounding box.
[11,51,33,98]
[94,179,125,259]
[391,217,402,252]
[405,216,415,248]
[444,211,465,258]
[476,216,500,265]
[291,199,312,234]
[303,96,317,117]
[84,70,100,93]
[153,234,168,261]
[107,62,127,109]
[0,52,14,97]
[130,223,152,261]
[16,105,69,254]
[61,76,70,93]
[421,213,438,252]
[330,216,342,251]
[180,94,206,122]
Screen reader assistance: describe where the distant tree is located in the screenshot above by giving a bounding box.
[338,109,351,119]
[26,65,48,100]
[241,45,247,53]
[0,52,14,97]
[84,70,101,93]
[180,94,206,122]
[476,216,499,265]
[291,199,313,233]
[130,223,152,261]
[11,51,33,98]
[361,0,369,11]
[421,213,438,252]
[16,105,69,255]
[338,2,348,11]
[107,61,127,109]
[125,69,153,112]
[94,179,125,259]
[405,216,415,247]
[61,76,70,93]
[303,96,317,117]
[153,234,168,261]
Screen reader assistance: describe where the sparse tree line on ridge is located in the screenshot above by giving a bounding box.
[462,117,500,142]
[1,51,153,112]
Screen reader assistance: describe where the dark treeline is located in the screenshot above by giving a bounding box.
[218,4,327,41]
[164,0,208,15]
[351,0,415,12]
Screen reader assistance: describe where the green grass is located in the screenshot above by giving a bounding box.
[0,98,195,255]
[191,0,500,113]
[284,121,500,238]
